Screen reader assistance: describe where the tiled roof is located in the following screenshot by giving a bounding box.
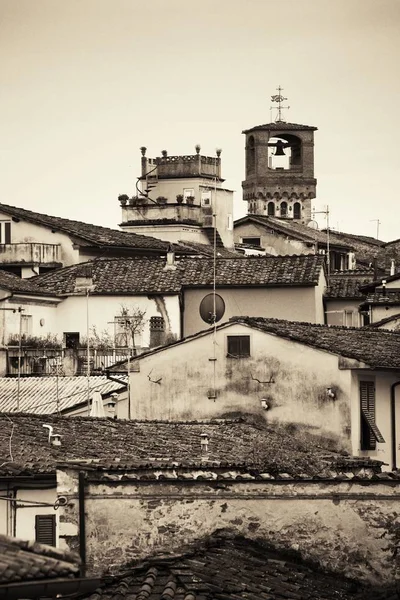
[235,216,351,249]
[363,291,400,305]
[83,534,394,600]
[233,317,400,369]
[0,202,190,253]
[327,230,386,247]
[368,312,400,328]
[0,376,126,414]
[242,121,318,132]
[325,230,386,269]
[324,275,373,299]
[0,413,382,479]
[176,240,239,258]
[0,269,54,295]
[32,255,325,295]
[0,534,80,584]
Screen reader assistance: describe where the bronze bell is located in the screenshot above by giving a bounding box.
[274,140,286,156]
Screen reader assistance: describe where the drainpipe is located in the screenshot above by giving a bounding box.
[390,381,400,470]
[78,471,87,577]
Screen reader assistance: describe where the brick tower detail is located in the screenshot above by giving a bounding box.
[242,121,317,224]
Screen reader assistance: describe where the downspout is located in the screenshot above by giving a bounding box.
[78,471,87,577]
[390,380,400,470]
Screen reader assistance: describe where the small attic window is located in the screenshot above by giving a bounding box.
[227,335,250,358]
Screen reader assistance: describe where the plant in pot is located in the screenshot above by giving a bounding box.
[186,195,195,205]
[156,196,168,205]
[176,194,184,204]
[118,194,129,206]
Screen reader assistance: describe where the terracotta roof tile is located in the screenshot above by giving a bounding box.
[0,202,190,253]
[32,255,324,295]
[0,414,380,479]
[0,534,80,584]
[324,275,373,299]
[364,291,400,305]
[0,270,53,295]
[82,535,395,600]
[242,122,318,132]
[232,316,400,369]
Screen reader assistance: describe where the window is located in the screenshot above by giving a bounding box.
[183,188,195,201]
[64,332,80,349]
[344,310,353,327]
[241,237,261,247]
[227,335,250,358]
[267,202,275,216]
[359,381,385,450]
[293,202,301,219]
[201,191,211,206]
[280,201,288,217]
[21,315,32,336]
[227,214,233,231]
[35,514,56,546]
[0,221,11,244]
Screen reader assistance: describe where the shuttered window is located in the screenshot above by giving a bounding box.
[359,381,385,450]
[35,514,56,546]
[227,335,250,358]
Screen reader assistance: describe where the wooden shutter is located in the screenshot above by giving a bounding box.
[4,222,11,244]
[360,381,385,450]
[35,514,56,546]
[227,336,250,358]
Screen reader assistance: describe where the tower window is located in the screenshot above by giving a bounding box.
[293,202,301,219]
[280,201,288,217]
[246,136,255,175]
[267,202,275,216]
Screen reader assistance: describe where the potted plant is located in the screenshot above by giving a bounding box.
[118,194,129,206]
[176,194,184,204]
[186,195,195,205]
[156,196,168,205]
[161,150,168,158]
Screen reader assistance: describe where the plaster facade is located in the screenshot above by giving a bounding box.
[128,322,400,469]
[325,299,362,327]
[57,468,400,585]
[182,272,325,337]
[234,221,311,255]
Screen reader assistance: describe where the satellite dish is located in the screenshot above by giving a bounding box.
[199,293,225,324]
[307,220,319,230]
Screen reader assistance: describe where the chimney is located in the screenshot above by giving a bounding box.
[390,259,396,276]
[74,265,94,293]
[51,434,62,446]
[105,397,117,419]
[200,433,209,455]
[164,245,177,271]
[382,279,387,295]
[149,316,165,348]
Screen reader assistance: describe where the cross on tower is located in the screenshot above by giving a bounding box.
[270,86,290,122]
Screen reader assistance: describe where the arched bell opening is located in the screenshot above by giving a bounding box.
[293,202,301,219]
[267,134,302,171]
[280,201,288,217]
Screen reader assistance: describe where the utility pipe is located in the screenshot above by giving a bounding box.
[78,471,87,577]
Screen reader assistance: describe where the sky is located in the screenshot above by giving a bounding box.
[1,0,400,241]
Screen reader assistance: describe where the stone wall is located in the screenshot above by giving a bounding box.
[57,467,400,585]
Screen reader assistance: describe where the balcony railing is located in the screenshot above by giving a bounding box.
[0,243,61,265]
[6,347,137,377]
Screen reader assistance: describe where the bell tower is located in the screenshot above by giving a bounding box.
[242,89,317,224]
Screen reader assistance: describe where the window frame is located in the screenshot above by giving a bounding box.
[241,237,261,247]
[227,335,251,359]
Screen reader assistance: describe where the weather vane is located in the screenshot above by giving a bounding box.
[270,86,290,122]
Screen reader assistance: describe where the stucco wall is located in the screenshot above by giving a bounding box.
[325,299,361,327]
[0,210,80,266]
[129,323,352,443]
[58,469,400,585]
[0,297,59,344]
[55,294,181,349]
[371,305,400,324]
[183,284,323,338]
[350,370,400,470]
[234,222,311,255]
[0,485,57,542]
